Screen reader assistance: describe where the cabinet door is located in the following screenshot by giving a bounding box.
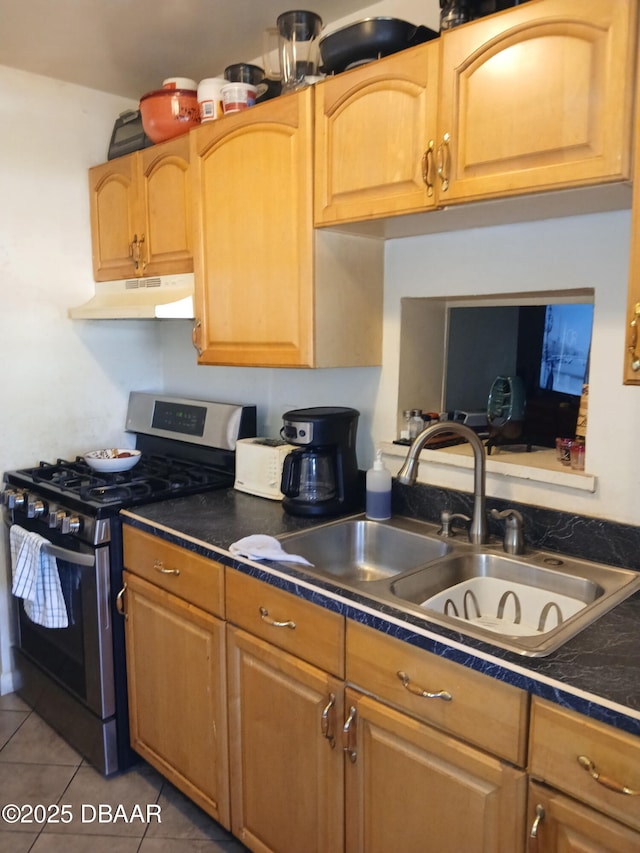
[227,625,344,853]
[139,135,193,276]
[89,154,138,281]
[527,781,640,852]
[344,688,526,853]
[437,0,636,203]
[314,42,439,226]
[192,90,315,367]
[123,571,230,827]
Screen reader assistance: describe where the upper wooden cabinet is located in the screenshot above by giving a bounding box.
[314,42,440,225]
[190,87,383,368]
[88,135,193,281]
[624,53,640,385]
[438,0,636,204]
[314,0,636,227]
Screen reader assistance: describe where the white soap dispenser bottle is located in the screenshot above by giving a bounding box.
[366,449,392,520]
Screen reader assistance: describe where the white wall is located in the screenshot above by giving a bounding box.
[158,209,640,527]
[378,211,640,523]
[0,65,166,691]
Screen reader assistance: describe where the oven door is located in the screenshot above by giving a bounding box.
[6,517,115,719]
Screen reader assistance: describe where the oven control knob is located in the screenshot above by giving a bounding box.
[27,497,46,519]
[3,489,26,509]
[62,515,82,535]
[48,510,65,530]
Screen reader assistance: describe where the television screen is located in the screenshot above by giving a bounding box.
[539,304,593,396]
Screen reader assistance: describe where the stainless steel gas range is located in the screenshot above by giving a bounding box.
[2,392,256,775]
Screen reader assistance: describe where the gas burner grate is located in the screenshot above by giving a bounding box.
[15,454,234,507]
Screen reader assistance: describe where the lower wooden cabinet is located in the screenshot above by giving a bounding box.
[345,687,527,853]
[120,529,640,853]
[527,781,640,852]
[122,570,230,826]
[528,697,640,850]
[227,625,344,853]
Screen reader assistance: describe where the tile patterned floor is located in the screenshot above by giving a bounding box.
[0,693,249,853]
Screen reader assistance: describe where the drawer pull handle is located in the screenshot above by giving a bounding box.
[321,693,336,749]
[437,131,451,192]
[154,560,180,576]
[529,804,545,839]
[577,755,640,796]
[259,606,296,630]
[628,302,640,371]
[422,140,435,197]
[397,671,452,702]
[342,705,357,763]
[116,584,127,619]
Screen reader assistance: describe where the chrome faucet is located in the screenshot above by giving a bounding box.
[397,421,488,545]
[490,508,525,555]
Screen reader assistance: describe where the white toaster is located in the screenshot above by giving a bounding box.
[234,437,297,500]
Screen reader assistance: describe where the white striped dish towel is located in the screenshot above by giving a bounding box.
[10,525,69,629]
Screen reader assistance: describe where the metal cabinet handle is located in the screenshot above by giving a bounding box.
[577,755,640,796]
[129,233,146,271]
[342,705,357,763]
[321,693,336,748]
[422,139,435,197]
[154,559,180,576]
[628,302,640,371]
[116,584,127,619]
[436,132,451,192]
[528,804,545,851]
[259,606,296,630]
[192,319,203,356]
[397,670,452,701]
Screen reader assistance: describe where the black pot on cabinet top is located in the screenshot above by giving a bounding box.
[318,18,439,75]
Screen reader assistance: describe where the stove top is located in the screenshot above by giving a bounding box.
[2,392,257,521]
[7,454,234,514]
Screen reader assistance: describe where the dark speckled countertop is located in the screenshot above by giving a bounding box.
[121,488,640,739]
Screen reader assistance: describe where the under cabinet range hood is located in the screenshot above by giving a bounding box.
[69,273,195,320]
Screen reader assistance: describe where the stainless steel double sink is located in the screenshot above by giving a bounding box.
[277,515,640,656]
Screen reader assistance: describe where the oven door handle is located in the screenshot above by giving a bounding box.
[5,520,95,567]
[42,543,95,567]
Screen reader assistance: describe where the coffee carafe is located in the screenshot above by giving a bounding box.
[280,406,360,517]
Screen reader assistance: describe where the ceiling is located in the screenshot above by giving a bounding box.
[0,0,373,99]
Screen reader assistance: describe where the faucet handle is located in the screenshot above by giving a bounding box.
[439,509,471,538]
[490,508,524,554]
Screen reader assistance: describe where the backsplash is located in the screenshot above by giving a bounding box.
[392,481,640,572]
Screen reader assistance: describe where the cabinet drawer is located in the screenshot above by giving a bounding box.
[122,525,224,617]
[346,621,528,765]
[529,697,640,832]
[225,570,344,678]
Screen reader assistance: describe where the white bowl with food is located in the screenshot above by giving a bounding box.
[84,449,142,473]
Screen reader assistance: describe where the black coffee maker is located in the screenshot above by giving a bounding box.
[280,407,360,517]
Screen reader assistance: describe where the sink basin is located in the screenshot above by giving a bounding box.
[278,517,450,583]
[389,551,640,655]
[278,515,640,656]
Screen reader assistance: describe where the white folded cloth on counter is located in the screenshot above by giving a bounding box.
[10,525,69,628]
[229,535,314,566]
